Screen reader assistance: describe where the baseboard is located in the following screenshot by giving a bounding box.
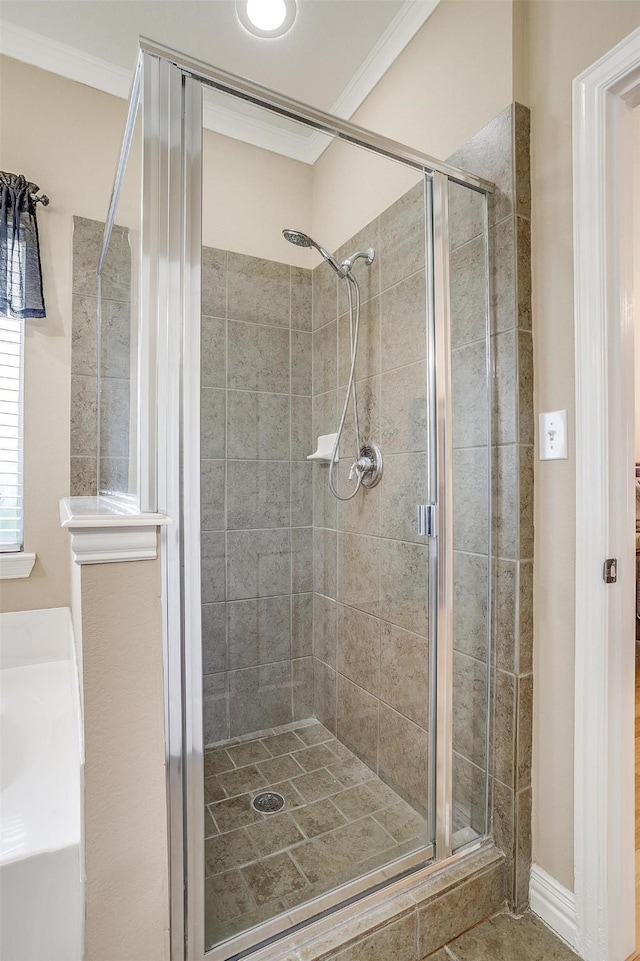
[529,864,578,950]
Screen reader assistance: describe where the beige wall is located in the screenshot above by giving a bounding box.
[76,555,168,961]
[528,0,640,890]
[0,54,312,617]
[635,107,640,462]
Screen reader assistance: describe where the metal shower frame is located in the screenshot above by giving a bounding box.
[105,38,494,961]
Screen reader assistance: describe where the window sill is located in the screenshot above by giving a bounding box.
[59,496,170,565]
[0,552,37,580]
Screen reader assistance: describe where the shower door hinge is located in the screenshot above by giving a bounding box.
[417,504,437,538]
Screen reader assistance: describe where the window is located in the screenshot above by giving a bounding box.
[0,314,24,552]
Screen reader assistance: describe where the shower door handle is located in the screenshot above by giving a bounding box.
[417,504,437,537]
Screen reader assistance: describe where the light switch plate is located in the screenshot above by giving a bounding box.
[539,410,568,460]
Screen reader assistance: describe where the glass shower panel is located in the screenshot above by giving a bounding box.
[97,101,141,499]
[447,180,491,850]
[198,88,437,953]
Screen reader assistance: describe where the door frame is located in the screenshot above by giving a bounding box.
[573,26,640,961]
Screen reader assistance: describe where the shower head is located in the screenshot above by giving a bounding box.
[282,227,344,277]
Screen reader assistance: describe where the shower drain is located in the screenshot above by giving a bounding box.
[251,791,286,814]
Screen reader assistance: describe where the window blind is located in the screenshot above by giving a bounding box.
[0,315,24,552]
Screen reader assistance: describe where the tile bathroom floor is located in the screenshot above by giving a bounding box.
[204,718,429,949]
[427,911,581,960]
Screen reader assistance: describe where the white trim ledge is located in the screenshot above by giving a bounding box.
[529,865,577,951]
[0,552,36,579]
[60,496,170,565]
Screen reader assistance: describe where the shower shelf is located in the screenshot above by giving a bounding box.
[307,433,338,464]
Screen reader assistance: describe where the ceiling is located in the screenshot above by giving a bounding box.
[0,0,439,162]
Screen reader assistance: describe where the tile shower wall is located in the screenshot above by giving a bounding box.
[201,248,315,743]
[71,216,132,495]
[310,183,432,818]
[448,104,533,910]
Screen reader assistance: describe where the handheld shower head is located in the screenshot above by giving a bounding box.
[282,227,344,277]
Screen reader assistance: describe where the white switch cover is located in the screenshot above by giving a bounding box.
[539,410,568,460]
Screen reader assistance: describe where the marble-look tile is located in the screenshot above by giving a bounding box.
[291,462,313,528]
[331,911,417,961]
[448,181,485,251]
[453,752,486,839]
[257,751,305,784]
[416,862,505,957]
[379,621,429,728]
[373,801,426,844]
[446,105,514,227]
[313,388,337,438]
[71,294,98,375]
[201,388,226,460]
[292,767,343,803]
[314,527,337,599]
[203,672,228,744]
[227,252,290,327]
[493,330,516,446]
[337,675,378,771]
[516,674,533,790]
[313,593,337,668]
[99,457,129,495]
[204,869,254,928]
[227,595,291,670]
[380,452,428,545]
[314,461,338,531]
[490,218,516,334]
[204,776,226,805]
[102,299,132,380]
[226,460,290,530]
[453,448,489,555]
[291,798,347,839]
[227,390,289,461]
[452,340,489,449]
[494,669,516,788]
[338,296,380,386]
[495,558,516,673]
[379,361,427,454]
[226,529,290,600]
[204,747,235,775]
[338,532,380,617]
[202,602,226,675]
[491,778,514,892]
[448,911,579,961]
[331,782,386,820]
[454,551,489,662]
[378,703,428,812]
[518,331,534,445]
[204,827,256,876]
[217,765,267,798]
[245,812,304,858]
[291,329,312,396]
[291,266,312,331]
[450,236,488,350]
[228,661,292,736]
[514,103,532,220]
[516,216,532,330]
[201,316,226,389]
[337,604,380,696]
[338,467,381,537]
[452,652,488,770]
[336,218,380,314]
[314,660,336,734]
[379,538,429,636]
[292,592,313,657]
[493,445,516,561]
[293,656,314,720]
[261,731,305,755]
[378,180,425,291]
[70,375,97,456]
[70,456,97,496]
[519,445,534,560]
[228,321,290,393]
[291,743,337,772]
[313,320,337,395]
[518,561,533,675]
[201,532,226,604]
[209,794,261,833]
[292,816,391,886]
[201,459,225,531]
[72,216,102,297]
[338,374,380,461]
[99,377,130,458]
[291,395,312,461]
[312,260,338,330]
[514,788,532,911]
[292,527,313,593]
[202,246,226,318]
[380,269,426,373]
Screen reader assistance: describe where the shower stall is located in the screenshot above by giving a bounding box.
[93,39,499,961]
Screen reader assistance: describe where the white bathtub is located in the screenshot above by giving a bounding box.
[0,607,84,961]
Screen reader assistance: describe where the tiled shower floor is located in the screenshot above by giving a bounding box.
[204,718,429,949]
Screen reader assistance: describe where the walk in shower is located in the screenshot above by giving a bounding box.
[91,40,496,961]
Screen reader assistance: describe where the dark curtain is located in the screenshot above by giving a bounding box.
[0,171,46,319]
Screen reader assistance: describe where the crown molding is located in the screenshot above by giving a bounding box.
[60,496,169,564]
[0,2,440,164]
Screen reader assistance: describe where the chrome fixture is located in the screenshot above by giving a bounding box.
[284,227,381,500]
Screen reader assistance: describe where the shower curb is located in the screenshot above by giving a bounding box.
[237,843,505,961]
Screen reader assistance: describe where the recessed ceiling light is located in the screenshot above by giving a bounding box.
[236,0,297,38]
